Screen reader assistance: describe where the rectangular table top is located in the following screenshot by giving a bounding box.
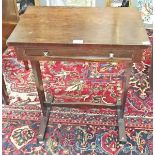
[7,6,150,48]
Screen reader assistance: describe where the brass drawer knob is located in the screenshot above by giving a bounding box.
[109,53,114,58]
[43,51,49,56]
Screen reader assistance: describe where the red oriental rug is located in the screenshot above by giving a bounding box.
[2,31,153,154]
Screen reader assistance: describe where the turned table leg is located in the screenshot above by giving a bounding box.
[117,62,132,144]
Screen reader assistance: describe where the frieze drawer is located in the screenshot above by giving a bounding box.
[24,47,133,60]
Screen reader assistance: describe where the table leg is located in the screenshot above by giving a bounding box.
[2,74,9,105]
[30,60,46,112]
[23,60,29,70]
[149,53,153,91]
[117,62,132,143]
[30,60,53,142]
[37,102,53,142]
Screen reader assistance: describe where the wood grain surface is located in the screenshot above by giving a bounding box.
[7,6,150,47]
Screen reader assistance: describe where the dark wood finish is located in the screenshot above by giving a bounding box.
[2,0,19,51]
[2,0,19,104]
[38,102,53,142]
[119,62,133,116]
[2,23,16,52]
[15,44,144,62]
[146,29,153,91]
[23,60,29,70]
[117,61,132,143]
[30,60,46,115]
[7,7,149,47]
[150,54,153,91]
[7,7,150,143]
[117,116,127,143]
[2,75,9,105]
[2,24,16,105]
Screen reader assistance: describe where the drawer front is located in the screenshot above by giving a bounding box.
[24,47,133,59]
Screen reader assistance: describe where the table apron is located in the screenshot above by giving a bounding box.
[15,47,144,62]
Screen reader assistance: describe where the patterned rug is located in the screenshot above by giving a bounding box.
[2,119,153,155]
[2,31,153,154]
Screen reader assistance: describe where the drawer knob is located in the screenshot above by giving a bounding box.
[109,53,114,58]
[43,51,49,56]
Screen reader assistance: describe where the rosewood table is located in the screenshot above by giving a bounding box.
[7,6,150,143]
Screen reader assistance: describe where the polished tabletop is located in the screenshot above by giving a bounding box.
[7,6,150,47]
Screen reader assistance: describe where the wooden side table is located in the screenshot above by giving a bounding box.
[7,7,150,143]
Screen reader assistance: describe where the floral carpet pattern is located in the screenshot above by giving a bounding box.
[3,119,153,155]
[2,31,153,154]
